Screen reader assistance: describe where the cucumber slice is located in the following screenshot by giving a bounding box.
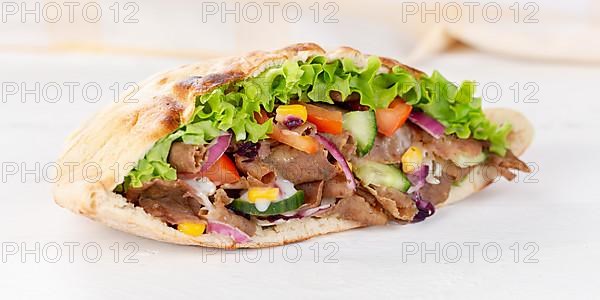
[353,160,411,192]
[229,191,305,216]
[451,152,487,168]
[343,110,376,156]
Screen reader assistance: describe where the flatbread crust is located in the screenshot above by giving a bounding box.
[53,43,533,249]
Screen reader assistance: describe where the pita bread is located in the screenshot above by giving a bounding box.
[53,43,533,249]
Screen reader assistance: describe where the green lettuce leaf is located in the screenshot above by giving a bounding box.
[124,56,510,188]
[125,131,183,188]
[415,71,510,155]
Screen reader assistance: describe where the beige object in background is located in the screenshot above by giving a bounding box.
[425,2,600,64]
[391,1,600,63]
[4,0,598,63]
[53,43,533,248]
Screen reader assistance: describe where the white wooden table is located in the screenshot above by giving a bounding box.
[1,49,598,299]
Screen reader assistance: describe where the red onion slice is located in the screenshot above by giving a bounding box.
[200,133,231,172]
[315,133,356,190]
[408,111,445,139]
[297,202,334,218]
[206,220,251,243]
[257,200,336,226]
[255,218,286,227]
[406,165,429,193]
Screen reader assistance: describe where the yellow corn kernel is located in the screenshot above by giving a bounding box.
[248,187,280,203]
[177,222,206,237]
[275,105,308,122]
[401,146,423,174]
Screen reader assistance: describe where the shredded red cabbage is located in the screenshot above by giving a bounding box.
[411,192,436,222]
[283,116,304,129]
[236,141,259,158]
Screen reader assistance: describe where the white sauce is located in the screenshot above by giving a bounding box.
[254,199,271,212]
[187,177,216,196]
[275,178,297,199]
[425,160,441,185]
[184,177,216,210]
[239,176,298,212]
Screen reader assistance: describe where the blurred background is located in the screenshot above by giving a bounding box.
[2,0,600,299]
[2,0,599,61]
